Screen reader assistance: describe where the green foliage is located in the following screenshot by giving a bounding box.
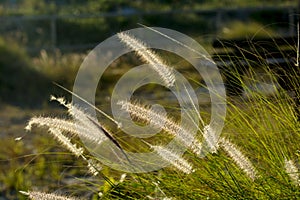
[100,64,300,199]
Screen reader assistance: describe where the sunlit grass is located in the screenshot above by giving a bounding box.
[1,24,299,199]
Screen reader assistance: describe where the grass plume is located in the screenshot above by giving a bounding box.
[219,137,258,181]
[117,32,175,87]
[284,158,300,186]
[26,116,106,145]
[150,144,194,174]
[118,100,203,156]
[16,26,300,199]
[20,191,81,200]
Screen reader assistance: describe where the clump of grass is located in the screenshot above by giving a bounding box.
[21,29,300,199]
[26,96,113,177]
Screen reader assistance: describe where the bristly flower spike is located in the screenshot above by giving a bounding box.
[284,158,300,186]
[20,190,81,200]
[117,32,175,87]
[118,100,203,156]
[143,141,194,174]
[219,137,258,181]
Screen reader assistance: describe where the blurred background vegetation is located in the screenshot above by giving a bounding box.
[0,0,297,54]
[0,0,299,199]
[0,0,297,105]
[0,0,297,15]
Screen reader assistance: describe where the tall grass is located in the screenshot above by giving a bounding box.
[22,31,300,200]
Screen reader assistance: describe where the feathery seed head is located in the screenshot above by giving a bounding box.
[119,173,127,183]
[25,123,32,131]
[21,190,81,200]
[87,159,102,176]
[284,158,300,186]
[118,100,202,156]
[117,32,175,87]
[203,125,219,153]
[26,116,106,145]
[219,137,258,181]
[118,100,165,128]
[150,145,194,174]
[48,127,84,157]
[50,95,71,109]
